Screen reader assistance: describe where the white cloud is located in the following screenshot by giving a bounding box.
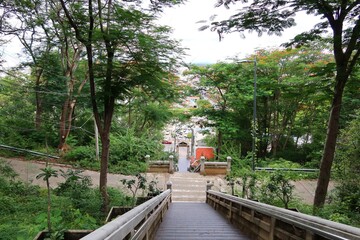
[157,0,320,64]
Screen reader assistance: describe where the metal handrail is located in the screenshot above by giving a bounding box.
[0,144,59,159]
[255,167,319,172]
[207,190,360,240]
[190,162,200,172]
[81,189,171,240]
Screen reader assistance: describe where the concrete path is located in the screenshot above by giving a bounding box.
[177,147,189,172]
[2,157,333,204]
[2,157,170,196]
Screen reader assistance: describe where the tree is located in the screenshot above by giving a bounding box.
[120,173,147,207]
[185,63,253,158]
[334,110,360,214]
[0,0,55,130]
[36,165,58,234]
[58,0,183,212]
[262,171,294,209]
[185,47,333,163]
[209,0,360,209]
[250,47,333,159]
[0,0,89,151]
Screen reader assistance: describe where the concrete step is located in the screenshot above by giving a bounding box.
[172,196,205,202]
[168,172,216,202]
[172,185,206,191]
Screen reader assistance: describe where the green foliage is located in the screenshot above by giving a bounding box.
[54,169,103,220]
[63,146,100,171]
[36,165,59,233]
[107,187,133,207]
[64,146,96,162]
[226,170,257,199]
[312,201,359,226]
[259,171,294,209]
[108,129,164,174]
[0,160,134,239]
[36,166,59,183]
[120,173,147,206]
[147,178,162,196]
[333,110,360,214]
[0,159,18,179]
[111,161,147,176]
[185,47,334,164]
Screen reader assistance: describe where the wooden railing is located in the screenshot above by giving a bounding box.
[206,190,360,240]
[146,155,175,173]
[81,189,172,240]
[199,156,231,175]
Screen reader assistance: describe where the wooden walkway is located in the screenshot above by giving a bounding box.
[155,202,250,240]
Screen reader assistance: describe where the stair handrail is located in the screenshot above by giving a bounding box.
[81,189,171,240]
[206,190,360,240]
[190,159,201,172]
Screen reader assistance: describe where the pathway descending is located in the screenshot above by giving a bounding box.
[177,146,190,172]
[169,172,225,202]
[155,202,250,240]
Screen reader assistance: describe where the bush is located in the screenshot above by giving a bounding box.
[333,110,360,213]
[108,130,163,174]
[109,131,162,164]
[0,160,136,239]
[64,146,96,162]
[110,161,147,175]
[54,169,103,220]
[259,171,295,209]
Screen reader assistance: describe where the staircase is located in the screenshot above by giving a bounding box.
[169,172,226,202]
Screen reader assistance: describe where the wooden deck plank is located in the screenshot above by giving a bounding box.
[155,202,250,240]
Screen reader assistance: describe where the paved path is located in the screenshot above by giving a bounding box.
[155,202,249,240]
[2,157,170,196]
[177,147,189,172]
[2,157,334,204]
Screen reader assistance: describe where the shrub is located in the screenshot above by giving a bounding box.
[259,171,295,209]
[64,146,96,162]
[110,161,147,175]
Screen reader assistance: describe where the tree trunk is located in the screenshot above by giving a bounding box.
[58,98,75,152]
[46,179,52,232]
[35,69,44,130]
[35,91,43,130]
[313,76,346,208]
[99,133,110,213]
[216,130,223,160]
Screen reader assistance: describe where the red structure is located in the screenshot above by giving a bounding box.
[190,147,215,169]
[195,147,215,161]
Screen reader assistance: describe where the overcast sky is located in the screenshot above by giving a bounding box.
[1,1,319,68]
[156,0,319,64]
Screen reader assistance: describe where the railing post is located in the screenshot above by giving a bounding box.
[169,155,174,173]
[226,156,232,174]
[200,156,205,175]
[166,181,172,203]
[206,180,213,191]
[166,181,172,191]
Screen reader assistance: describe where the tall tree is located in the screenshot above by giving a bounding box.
[0,0,88,150]
[185,62,248,158]
[209,0,360,208]
[58,0,183,212]
[0,0,55,130]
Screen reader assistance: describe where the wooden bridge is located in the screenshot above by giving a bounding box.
[80,187,360,240]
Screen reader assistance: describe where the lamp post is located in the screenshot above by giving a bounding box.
[237,56,257,171]
[252,57,257,172]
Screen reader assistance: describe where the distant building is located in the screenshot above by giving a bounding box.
[183,96,199,108]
